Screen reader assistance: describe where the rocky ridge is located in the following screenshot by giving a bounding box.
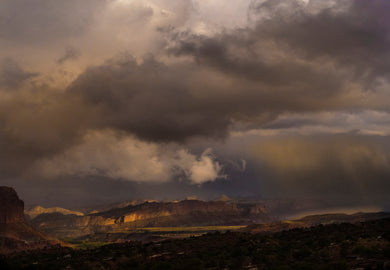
[25,205,84,219]
[31,200,272,238]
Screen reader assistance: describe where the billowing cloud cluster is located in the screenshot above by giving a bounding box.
[35,130,223,184]
[0,0,389,205]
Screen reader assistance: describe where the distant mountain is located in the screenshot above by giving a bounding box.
[256,198,331,219]
[95,200,270,226]
[75,199,159,214]
[31,200,272,238]
[216,194,231,202]
[0,187,61,254]
[245,212,390,234]
[25,205,84,219]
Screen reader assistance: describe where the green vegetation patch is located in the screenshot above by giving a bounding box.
[60,238,108,250]
[141,225,245,233]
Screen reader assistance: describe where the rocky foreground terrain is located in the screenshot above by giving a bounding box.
[244,212,390,234]
[1,217,389,270]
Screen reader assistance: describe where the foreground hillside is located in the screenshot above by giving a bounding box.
[2,217,389,269]
[245,212,390,233]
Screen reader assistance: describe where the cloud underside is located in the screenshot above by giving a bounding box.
[0,0,389,199]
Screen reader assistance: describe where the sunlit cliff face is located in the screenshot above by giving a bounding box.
[0,0,389,208]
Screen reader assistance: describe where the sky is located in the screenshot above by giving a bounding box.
[0,0,389,209]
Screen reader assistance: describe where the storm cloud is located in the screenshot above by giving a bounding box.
[0,0,389,207]
[0,59,39,89]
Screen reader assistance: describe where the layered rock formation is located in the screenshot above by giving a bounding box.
[30,200,272,238]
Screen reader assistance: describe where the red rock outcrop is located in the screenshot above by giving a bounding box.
[0,186,24,224]
[0,186,62,254]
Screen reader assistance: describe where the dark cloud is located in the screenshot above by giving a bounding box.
[67,55,233,142]
[259,0,390,81]
[57,47,81,65]
[0,59,39,89]
[0,86,98,177]
[169,0,390,104]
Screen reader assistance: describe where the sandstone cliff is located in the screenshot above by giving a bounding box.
[0,186,61,254]
[0,187,24,224]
